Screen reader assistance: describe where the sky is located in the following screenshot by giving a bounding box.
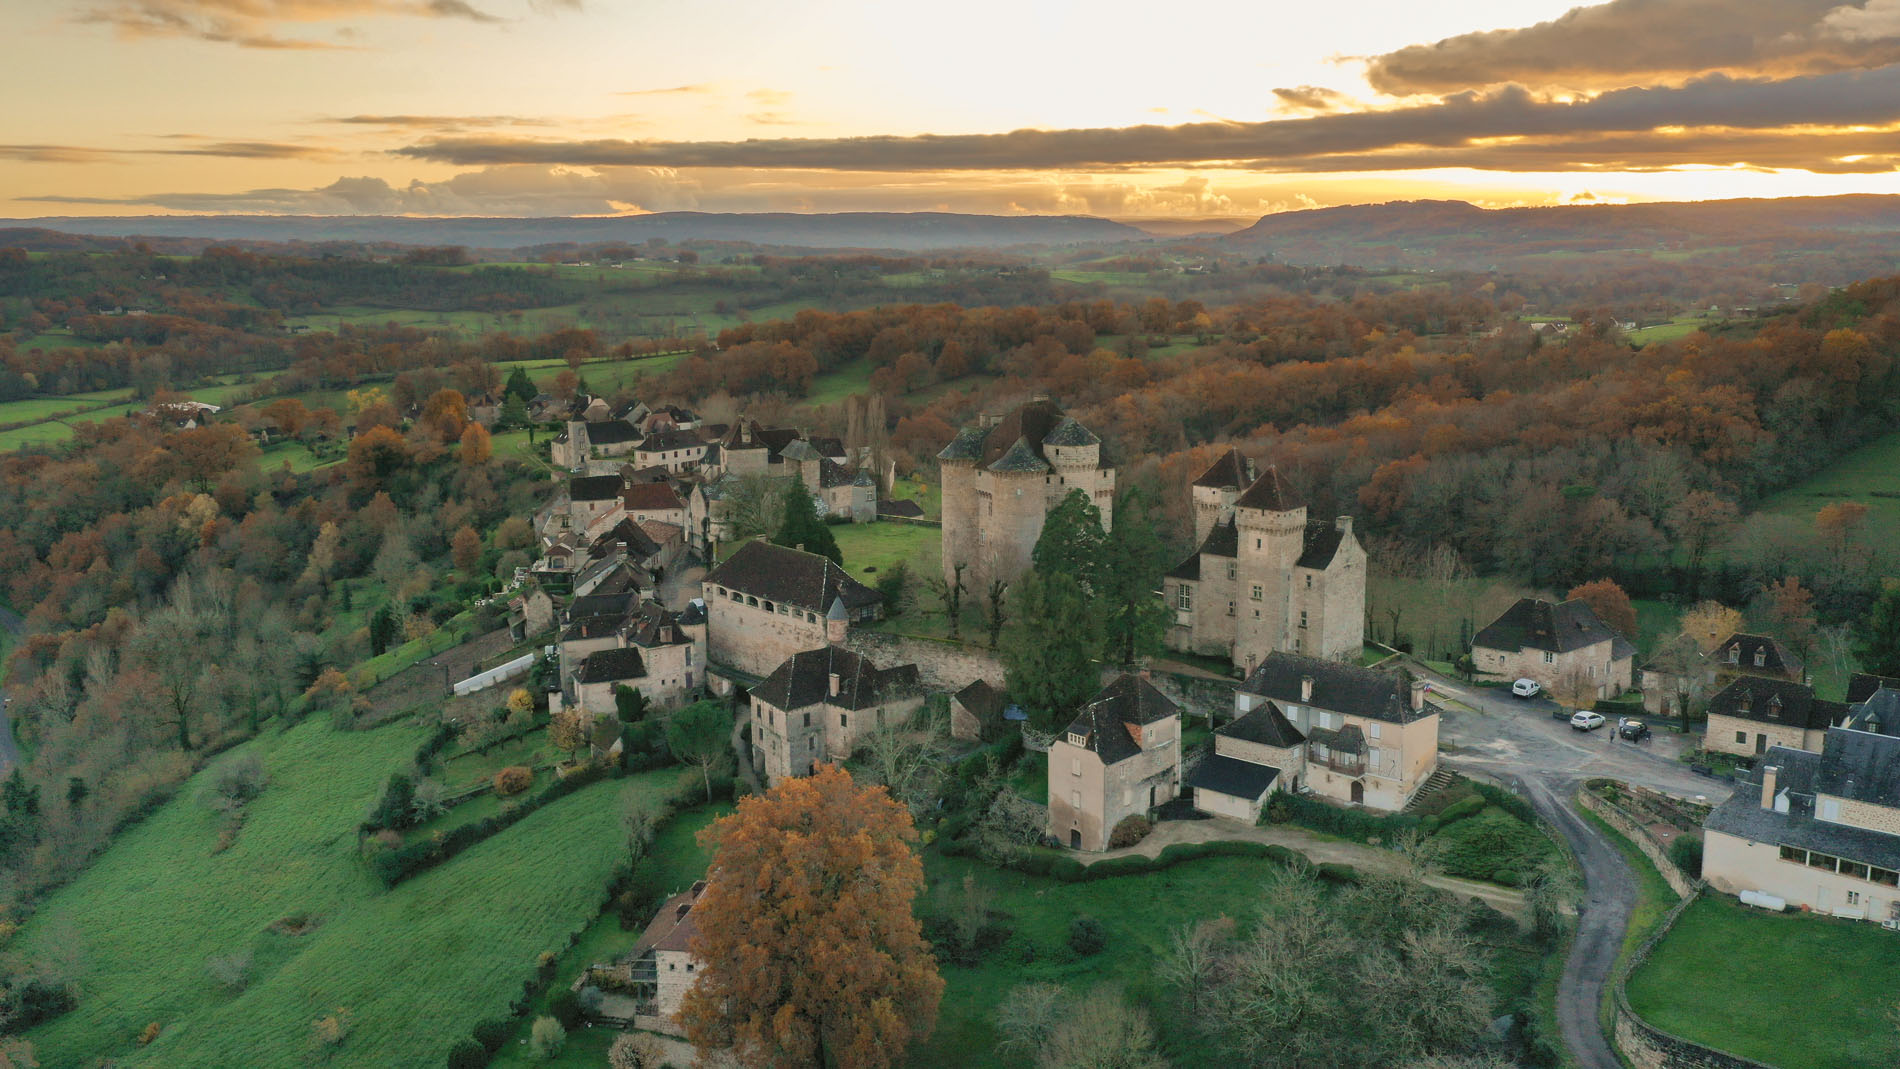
[6,0,1900,219]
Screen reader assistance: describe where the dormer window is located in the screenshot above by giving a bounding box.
[1068,732,1087,747]
[1754,649,1766,667]
[1729,646,1740,664]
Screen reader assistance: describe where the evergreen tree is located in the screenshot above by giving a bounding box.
[1857,579,1900,677]
[368,603,399,656]
[498,392,529,430]
[505,366,537,401]
[1101,487,1174,665]
[771,475,842,566]
[1000,572,1103,732]
[614,685,651,724]
[1032,489,1106,591]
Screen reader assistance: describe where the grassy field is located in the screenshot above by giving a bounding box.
[1625,315,1722,345]
[1760,428,1900,530]
[1628,895,1900,1069]
[804,357,876,406]
[832,520,941,585]
[16,716,686,1068]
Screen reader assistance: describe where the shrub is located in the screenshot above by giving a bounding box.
[471,1017,515,1052]
[1316,862,1361,885]
[1107,814,1152,849]
[547,987,583,1029]
[1434,795,1486,828]
[608,1033,665,1069]
[1275,793,1421,841]
[528,1016,566,1060]
[139,1021,161,1046]
[494,765,533,797]
[1435,809,1552,886]
[1068,916,1107,955]
[366,772,416,830]
[446,1036,488,1069]
[1047,857,1088,882]
[1669,834,1704,878]
[1084,855,1153,881]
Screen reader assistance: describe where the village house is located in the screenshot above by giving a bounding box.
[558,595,707,715]
[937,398,1115,594]
[1047,674,1182,852]
[1188,699,1304,823]
[633,428,709,473]
[1704,685,1900,923]
[1471,597,1634,699]
[1711,632,1806,686]
[700,540,882,679]
[1219,652,1439,811]
[712,420,805,477]
[1162,450,1366,666]
[565,473,627,532]
[778,438,878,523]
[1702,676,1845,758]
[622,482,688,529]
[618,881,707,1036]
[1643,631,1806,718]
[950,679,1008,741]
[551,417,642,469]
[746,645,924,785]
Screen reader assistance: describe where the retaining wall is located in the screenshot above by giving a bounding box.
[1611,888,1778,1069]
[1578,785,1697,899]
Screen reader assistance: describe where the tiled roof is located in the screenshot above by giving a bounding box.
[1060,674,1181,765]
[1239,652,1426,725]
[622,483,685,511]
[808,436,847,459]
[1219,700,1305,748]
[752,645,922,712]
[1234,466,1298,512]
[1473,598,1624,655]
[627,883,707,962]
[1192,447,1252,489]
[937,426,987,461]
[779,438,822,462]
[1043,417,1099,447]
[1817,726,1900,808]
[703,540,881,615]
[1296,522,1347,569]
[1707,747,1900,871]
[1189,754,1280,801]
[638,428,703,452]
[1706,677,1843,731]
[878,499,926,519]
[569,474,625,501]
[954,679,1006,720]
[583,420,642,445]
[577,647,647,684]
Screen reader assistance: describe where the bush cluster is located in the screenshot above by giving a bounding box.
[1106,814,1152,849]
[369,763,617,887]
[1270,792,1423,841]
[979,838,1314,884]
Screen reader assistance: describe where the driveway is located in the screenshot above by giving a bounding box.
[1412,667,1728,1069]
[0,605,22,771]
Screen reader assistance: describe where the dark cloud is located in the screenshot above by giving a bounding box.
[324,114,552,129]
[76,0,525,48]
[0,140,332,163]
[1272,85,1349,113]
[0,145,119,164]
[1366,0,1900,95]
[392,66,1900,174]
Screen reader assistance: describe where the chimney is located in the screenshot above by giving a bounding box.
[1301,675,1314,702]
[829,671,841,697]
[1335,516,1353,536]
[1760,765,1779,811]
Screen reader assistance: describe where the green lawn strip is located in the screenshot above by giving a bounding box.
[351,612,474,689]
[803,356,875,406]
[440,728,556,790]
[1627,896,1900,1069]
[1760,428,1900,530]
[1574,806,1675,1040]
[830,521,941,587]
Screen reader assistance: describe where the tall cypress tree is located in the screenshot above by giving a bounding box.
[771,475,842,566]
[1000,571,1103,732]
[505,366,537,401]
[1101,486,1173,666]
[1032,488,1107,592]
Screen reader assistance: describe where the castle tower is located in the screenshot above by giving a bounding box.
[826,596,849,644]
[983,437,1052,592]
[1190,448,1252,544]
[936,427,985,589]
[1233,466,1306,660]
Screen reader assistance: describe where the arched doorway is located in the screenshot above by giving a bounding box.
[1350,781,1364,805]
[1070,828,1082,850]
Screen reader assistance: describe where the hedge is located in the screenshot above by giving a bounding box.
[1273,792,1423,842]
[971,838,1308,884]
[368,762,622,887]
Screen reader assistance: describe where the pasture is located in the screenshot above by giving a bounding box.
[17,716,685,1068]
[1760,428,1900,530]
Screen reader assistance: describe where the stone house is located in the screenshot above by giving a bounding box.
[1471,597,1634,699]
[1702,676,1845,758]
[746,645,924,784]
[950,679,1007,741]
[1227,652,1439,811]
[779,439,878,522]
[1711,633,1805,687]
[1704,691,1900,922]
[565,474,627,531]
[713,421,805,477]
[937,399,1115,595]
[622,881,707,1035]
[701,540,882,679]
[622,482,688,529]
[633,428,709,473]
[1047,675,1182,852]
[1162,451,1366,666]
[507,585,556,642]
[1188,699,1303,823]
[560,597,707,715]
[1643,631,1805,718]
[552,418,642,469]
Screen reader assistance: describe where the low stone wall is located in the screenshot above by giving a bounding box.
[1612,888,1778,1069]
[843,629,1004,691]
[1578,785,1697,899]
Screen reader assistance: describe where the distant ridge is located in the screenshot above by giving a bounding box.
[4,211,1145,252]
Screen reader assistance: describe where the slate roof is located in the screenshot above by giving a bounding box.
[1192,447,1252,489]
[567,591,638,623]
[624,600,693,648]
[703,540,881,615]
[638,428,704,452]
[1817,726,1900,808]
[1043,416,1099,447]
[563,614,626,642]
[577,647,647,684]
[1234,465,1298,512]
[1219,700,1306,748]
[808,436,846,459]
[954,679,1006,721]
[569,474,625,502]
[1714,633,1804,678]
[1296,522,1347,570]
[1189,754,1280,801]
[622,483,685,512]
[1060,674,1181,766]
[817,458,861,489]
[936,426,987,461]
[591,518,662,560]
[988,436,1051,474]
[1848,673,1900,704]
[878,499,926,518]
[583,420,641,445]
[1238,652,1427,725]
[1706,677,1844,731]
[627,882,707,962]
[1307,723,1367,755]
[1165,518,1239,581]
[751,645,922,712]
[1704,746,1900,872]
[1472,598,1627,656]
[1844,688,1900,737]
[779,438,822,463]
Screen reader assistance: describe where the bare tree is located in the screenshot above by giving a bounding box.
[984,579,1009,650]
[1035,986,1170,1069]
[858,712,949,820]
[1154,917,1235,1013]
[925,562,968,640]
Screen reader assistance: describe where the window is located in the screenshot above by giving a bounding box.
[1542,652,1554,664]
[1070,790,1080,808]
[1368,722,1382,739]
[1069,733,1086,747]
[1737,731,1747,744]
[1842,861,1871,880]
[1176,586,1192,610]
[1305,575,1312,588]
[839,714,848,728]
[685,648,693,665]
[1299,610,1308,629]
[1072,758,1081,776]
[803,713,812,728]
[1226,601,1236,616]
[1754,649,1766,667]
[1809,850,1838,871]
[1821,799,1842,823]
[1729,646,1740,664]
[1226,562,1237,580]
[1779,845,1806,863]
[1875,867,1900,887]
[1255,538,1262,550]
[1250,584,1263,601]
[1847,890,1862,906]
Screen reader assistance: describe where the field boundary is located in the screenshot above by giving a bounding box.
[1610,886,1778,1069]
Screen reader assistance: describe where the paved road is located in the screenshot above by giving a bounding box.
[1413,669,1730,1069]
[0,605,21,771]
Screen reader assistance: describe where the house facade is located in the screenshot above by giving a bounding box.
[621,881,707,1036]
[1703,676,1845,758]
[559,597,707,715]
[552,418,642,469]
[1705,692,1900,923]
[1188,700,1302,823]
[700,540,882,679]
[1471,597,1635,699]
[1047,675,1181,852]
[937,399,1115,594]
[633,428,709,473]
[1162,450,1366,666]
[746,645,923,784]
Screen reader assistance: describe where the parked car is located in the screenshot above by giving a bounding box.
[1511,678,1542,698]
[1570,710,1607,732]
[1618,718,1651,741]
[1551,705,1572,721]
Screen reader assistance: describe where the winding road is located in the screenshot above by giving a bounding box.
[0,605,22,770]
[1414,669,1730,1069]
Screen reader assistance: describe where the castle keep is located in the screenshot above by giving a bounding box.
[936,399,1115,594]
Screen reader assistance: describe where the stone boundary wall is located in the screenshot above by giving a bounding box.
[1578,785,1698,899]
[842,629,1004,691]
[1611,887,1778,1069]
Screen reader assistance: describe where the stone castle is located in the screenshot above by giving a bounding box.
[1163,449,1366,667]
[937,399,1115,594]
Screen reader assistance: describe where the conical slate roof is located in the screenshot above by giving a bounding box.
[988,436,1051,474]
[1193,447,1252,489]
[1234,465,1299,512]
[1043,416,1099,447]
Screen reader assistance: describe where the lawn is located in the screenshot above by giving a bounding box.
[831,520,941,586]
[16,717,686,1068]
[1760,428,1900,530]
[1628,895,1900,1069]
[804,356,875,406]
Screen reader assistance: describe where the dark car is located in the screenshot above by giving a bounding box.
[1618,718,1651,741]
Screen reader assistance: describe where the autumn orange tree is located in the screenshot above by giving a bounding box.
[1567,577,1636,638]
[680,764,942,1069]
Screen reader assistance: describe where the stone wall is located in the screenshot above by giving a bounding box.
[1577,785,1697,899]
[842,629,1004,691]
[1611,888,1777,1069]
